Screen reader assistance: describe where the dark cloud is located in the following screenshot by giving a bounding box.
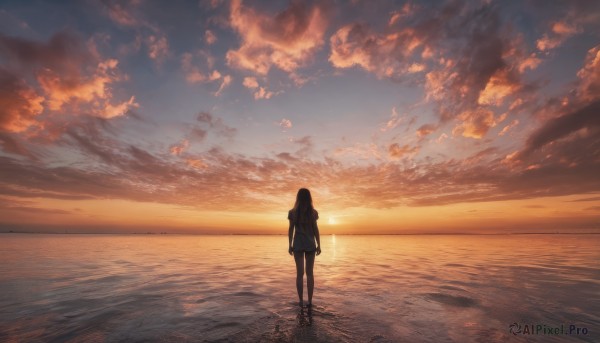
[65,128,119,165]
[1,128,600,212]
[0,132,32,157]
[0,31,90,72]
[189,127,207,142]
[570,196,600,202]
[8,206,71,215]
[276,152,298,162]
[292,135,313,157]
[196,111,237,138]
[523,100,600,155]
[6,99,593,211]
[0,183,92,200]
[509,100,600,167]
[101,0,141,27]
[416,123,437,138]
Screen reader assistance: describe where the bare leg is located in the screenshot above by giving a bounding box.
[305,251,316,305]
[293,251,305,307]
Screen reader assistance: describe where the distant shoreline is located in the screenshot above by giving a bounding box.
[1,231,599,236]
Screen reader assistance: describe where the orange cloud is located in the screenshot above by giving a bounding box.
[36,58,137,119]
[388,143,418,159]
[1,108,599,218]
[576,45,600,101]
[436,133,448,144]
[552,21,580,35]
[205,30,217,45]
[329,23,425,78]
[101,0,171,67]
[185,158,208,169]
[214,75,232,96]
[146,34,169,65]
[478,69,521,106]
[419,14,538,136]
[0,69,44,133]
[242,76,259,89]
[518,53,542,73]
[3,1,600,234]
[37,59,116,110]
[0,31,136,129]
[170,139,189,156]
[453,109,498,139]
[498,119,519,136]
[226,0,328,76]
[536,21,581,52]
[536,36,561,52]
[181,52,206,83]
[242,76,274,99]
[254,87,274,100]
[388,3,415,26]
[416,124,437,138]
[334,142,382,160]
[181,52,222,84]
[101,96,139,119]
[329,5,537,139]
[380,107,403,132]
[407,63,426,73]
[102,0,140,27]
[278,118,292,130]
[424,67,458,102]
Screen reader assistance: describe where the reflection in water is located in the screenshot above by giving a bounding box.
[0,234,599,342]
[297,307,313,327]
[331,234,337,261]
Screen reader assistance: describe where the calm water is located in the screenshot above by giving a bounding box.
[0,234,599,342]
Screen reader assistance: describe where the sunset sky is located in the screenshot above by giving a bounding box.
[0,0,599,234]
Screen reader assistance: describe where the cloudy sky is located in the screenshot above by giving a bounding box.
[0,0,599,234]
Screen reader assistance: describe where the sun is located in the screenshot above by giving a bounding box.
[328,217,338,225]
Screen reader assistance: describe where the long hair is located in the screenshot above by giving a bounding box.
[292,188,315,224]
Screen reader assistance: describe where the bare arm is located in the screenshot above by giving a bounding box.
[314,220,321,255]
[288,220,294,255]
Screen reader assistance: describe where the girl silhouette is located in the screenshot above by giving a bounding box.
[288,188,321,309]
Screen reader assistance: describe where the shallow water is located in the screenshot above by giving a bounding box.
[0,234,598,342]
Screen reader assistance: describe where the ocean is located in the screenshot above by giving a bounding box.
[0,234,598,342]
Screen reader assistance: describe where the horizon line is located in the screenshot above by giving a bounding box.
[2,231,599,236]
